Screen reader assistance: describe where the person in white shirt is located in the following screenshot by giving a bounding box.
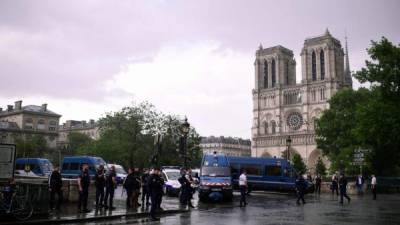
[371,175,377,200]
[239,170,248,207]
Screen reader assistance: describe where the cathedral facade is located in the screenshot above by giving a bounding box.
[251,30,352,171]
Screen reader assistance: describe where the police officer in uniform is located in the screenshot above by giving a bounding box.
[295,174,306,205]
[77,164,91,213]
[147,168,164,221]
[339,173,351,204]
[141,169,150,207]
[104,165,117,210]
[49,166,63,211]
[94,165,106,209]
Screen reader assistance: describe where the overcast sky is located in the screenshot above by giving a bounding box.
[1,0,399,138]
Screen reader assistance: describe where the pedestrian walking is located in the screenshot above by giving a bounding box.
[339,174,351,204]
[104,165,117,210]
[315,174,322,195]
[77,164,91,213]
[48,166,63,211]
[239,169,248,207]
[147,168,164,221]
[356,174,364,195]
[331,173,339,196]
[94,165,106,209]
[371,174,377,200]
[141,169,150,207]
[295,175,306,205]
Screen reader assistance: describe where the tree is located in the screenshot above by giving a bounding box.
[292,153,306,175]
[315,157,326,177]
[68,132,93,153]
[353,37,400,176]
[14,134,47,158]
[316,37,400,176]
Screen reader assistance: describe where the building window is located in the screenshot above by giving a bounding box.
[271,59,276,87]
[264,121,268,134]
[312,90,316,101]
[265,165,282,176]
[49,120,57,132]
[264,60,268,88]
[312,51,317,81]
[37,119,45,130]
[320,50,325,80]
[271,121,276,134]
[24,118,33,130]
[286,60,289,85]
[320,89,326,100]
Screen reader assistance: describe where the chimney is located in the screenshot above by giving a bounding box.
[41,103,47,111]
[14,100,22,110]
[7,105,13,111]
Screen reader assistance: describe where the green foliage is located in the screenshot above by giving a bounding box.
[316,37,400,176]
[315,157,326,176]
[14,134,47,158]
[292,153,306,175]
[68,132,93,153]
[79,102,202,169]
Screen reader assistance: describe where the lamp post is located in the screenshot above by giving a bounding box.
[179,117,190,169]
[286,136,292,163]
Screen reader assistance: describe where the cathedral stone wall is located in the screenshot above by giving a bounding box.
[251,30,351,173]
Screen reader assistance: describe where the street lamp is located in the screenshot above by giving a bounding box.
[286,136,292,163]
[179,117,190,169]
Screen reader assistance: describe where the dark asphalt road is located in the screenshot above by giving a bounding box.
[64,191,400,225]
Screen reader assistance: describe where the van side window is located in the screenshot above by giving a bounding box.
[70,163,80,170]
[62,163,69,170]
[231,163,240,175]
[265,165,281,176]
[242,164,262,176]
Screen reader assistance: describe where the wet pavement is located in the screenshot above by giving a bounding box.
[81,191,400,225]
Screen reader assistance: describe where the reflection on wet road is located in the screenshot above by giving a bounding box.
[73,192,400,225]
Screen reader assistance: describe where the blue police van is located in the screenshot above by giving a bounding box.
[15,158,54,177]
[228,156,314,193]
[61,156,107,179]
[199,153,233,202]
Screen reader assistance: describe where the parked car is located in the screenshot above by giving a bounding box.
[162,168,182,196]
[61,156,107,179]
[107,164,127,184]
[15,158,54,177]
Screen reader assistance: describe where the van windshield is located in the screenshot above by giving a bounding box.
[165,171,180,180]
[203,155,229,167]
[41,161,54,174]
[115,167,127,174]
[201,167,231,177]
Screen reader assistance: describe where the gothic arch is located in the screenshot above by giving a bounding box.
[281,147,300,161]
[307,149,329,174]
[311,51,317,81]
[264,60,268,88]
[261,151,272,158]
[320,50,325,80]
[271,59,276,87]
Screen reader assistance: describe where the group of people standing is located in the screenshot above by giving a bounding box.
[47,164,168,221]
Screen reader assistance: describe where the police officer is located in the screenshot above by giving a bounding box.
[339,173,351,204]
[315,174,322,195]
[295,174,306,205]
[331,173,339,196]
[77,164,91,213]
[94,165,106,209]
[104,165,117,210]
[147,168,164,221]
[178,169,194,208]
[49,166,63,211]
[141,169,150,207]
[239,169,248,207]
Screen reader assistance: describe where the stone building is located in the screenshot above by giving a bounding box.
[57,119,99,148]
[200,136,251,157]
[0,100,61,148]
[251,30,352,172]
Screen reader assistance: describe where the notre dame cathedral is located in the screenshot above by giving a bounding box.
[251,29,352,172]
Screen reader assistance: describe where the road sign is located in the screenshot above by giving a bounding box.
[0,144,16,179]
